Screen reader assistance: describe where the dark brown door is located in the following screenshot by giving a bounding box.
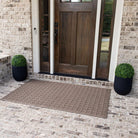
[55,0,97,77]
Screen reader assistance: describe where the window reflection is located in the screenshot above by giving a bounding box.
[43,47,49,62]
[41,0,49,63]
[43,0,48,14]
[44,16,48,31]
[100,37,110,68]
[99,0,114,68]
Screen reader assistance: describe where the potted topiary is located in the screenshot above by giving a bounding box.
[114,63,134,95]
[12,55,27,81]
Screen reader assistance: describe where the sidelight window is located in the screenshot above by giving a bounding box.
[39,0,50,72]
[96,0,116,79]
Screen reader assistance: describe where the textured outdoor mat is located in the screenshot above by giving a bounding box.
[2,80,111,118]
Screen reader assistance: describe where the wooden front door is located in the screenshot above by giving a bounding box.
[55,0,97,77]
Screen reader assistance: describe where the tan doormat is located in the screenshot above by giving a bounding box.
[2,80,111,118]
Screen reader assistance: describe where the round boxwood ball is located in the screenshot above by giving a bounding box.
[115,63,134,79]
[12,55,27,67]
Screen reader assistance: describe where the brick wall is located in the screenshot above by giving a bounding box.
[118,0,138,93]
[0,55,11,81]
[0,0,32,75]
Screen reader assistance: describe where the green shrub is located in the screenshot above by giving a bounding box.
[12,55,27,67]
[115,63,134,79]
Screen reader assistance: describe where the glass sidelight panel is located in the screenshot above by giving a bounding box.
[99,15,112,68]
[40,0,50,72]
[99,37,110,68]
[43,47,49,62]
[43,16,48,31]
[43,0,48,14]
[42,32,49,46]
[96,0,116,79]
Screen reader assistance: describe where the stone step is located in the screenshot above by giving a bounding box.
[31,73,113,88]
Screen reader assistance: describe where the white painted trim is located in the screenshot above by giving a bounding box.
[32,0,40,73]
[109,0,124,81]
[50,0,55,74]
[92,0,102,79]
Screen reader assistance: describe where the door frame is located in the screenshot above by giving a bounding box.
[54,0,97,77]
[31,0,124,82]
[108,0,124,81]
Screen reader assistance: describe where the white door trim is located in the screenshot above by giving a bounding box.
[32,0,55,74]
[92,0,102,79]
[109,0,124,81]
[32,0,40,73]
[50,0,55,74]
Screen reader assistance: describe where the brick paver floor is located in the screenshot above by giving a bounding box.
[0,79,138,138]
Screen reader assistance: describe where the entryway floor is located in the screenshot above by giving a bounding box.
[0,79,138,138]
[2,80,111,118]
